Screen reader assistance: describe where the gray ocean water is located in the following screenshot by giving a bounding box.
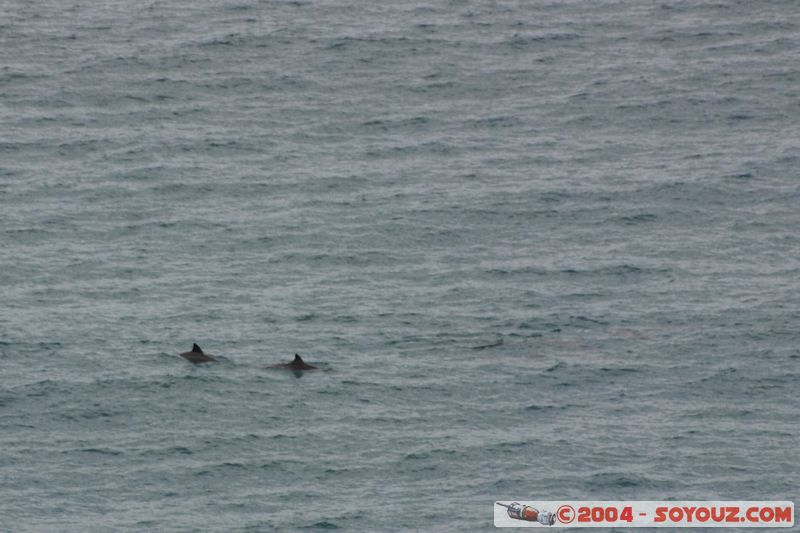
[1,0,798,530]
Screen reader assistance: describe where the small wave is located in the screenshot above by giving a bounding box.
[471,338,503,350]
[302,522,340,530]
[403,448,457,461]
[403,452,428,461]
[562,264,667,278]
[169,446,193,455]
[60,409,118,421]
[198,33,248,47]
[490,440,532,452]
[698,367,738,383]
[485,266,547,277]
[466,115,522,129]
[587,472,651,489]
[269,434,297,441]
[137,446,193,457]
[525,404,560,411]
[505,32,581,47]
[599,367,640,374]
[74,448,123,456]
[617,213,657,224]
[259,459,303,470]
[220,462,246,469]
[725,172,754,180]
[570,315,608,325]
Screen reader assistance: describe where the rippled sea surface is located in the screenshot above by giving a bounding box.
[2,0,798,530]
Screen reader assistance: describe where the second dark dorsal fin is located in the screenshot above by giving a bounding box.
[193,343,203,354]
[294,354,303,362]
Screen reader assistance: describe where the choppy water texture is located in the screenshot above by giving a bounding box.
[2,0,799,531]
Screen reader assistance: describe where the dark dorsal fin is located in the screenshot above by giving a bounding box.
[193,343,203,354]
[294,354,303,362]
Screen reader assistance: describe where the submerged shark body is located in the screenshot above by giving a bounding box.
[179,343,218,363]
